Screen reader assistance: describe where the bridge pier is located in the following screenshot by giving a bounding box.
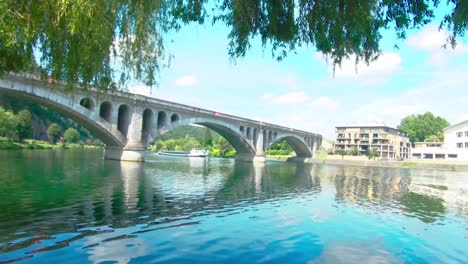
[234,154,266,163]
[104,147,146,162]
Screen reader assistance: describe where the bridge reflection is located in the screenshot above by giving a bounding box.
[0,151,467,254]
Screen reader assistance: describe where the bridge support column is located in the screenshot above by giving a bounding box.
[235,129,266,163]
[104,146,145,162]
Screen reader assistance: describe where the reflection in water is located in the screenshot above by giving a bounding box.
[0,150,467,263]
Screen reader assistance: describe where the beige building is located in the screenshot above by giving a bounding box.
[334,125,411,159]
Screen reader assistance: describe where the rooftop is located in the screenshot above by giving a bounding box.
[443,120,468,131]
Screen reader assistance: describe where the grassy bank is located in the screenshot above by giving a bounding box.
[0,138,102,150]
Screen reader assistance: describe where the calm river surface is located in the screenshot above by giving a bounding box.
[0,149,467,263]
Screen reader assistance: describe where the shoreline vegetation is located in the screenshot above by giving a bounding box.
[0,137,102,150]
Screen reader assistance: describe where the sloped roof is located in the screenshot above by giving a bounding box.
[443,120,468,131]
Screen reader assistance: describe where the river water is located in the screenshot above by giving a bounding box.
[0,149,467,263]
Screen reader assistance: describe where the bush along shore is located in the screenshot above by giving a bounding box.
[0,138,103,150]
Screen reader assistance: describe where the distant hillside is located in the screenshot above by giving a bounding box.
[0,94,95,141]
[157,125,220,142]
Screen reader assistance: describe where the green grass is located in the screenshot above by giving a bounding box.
[399,161,417,167]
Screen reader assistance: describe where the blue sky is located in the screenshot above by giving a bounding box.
[129,12,468,139]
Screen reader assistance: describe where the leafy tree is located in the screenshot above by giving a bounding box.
[367,148,380,160]
[15,109,32,142]
[47,123,62,144]
[215,136,235,157]
[335,149,346,160]
[202,128,213,147]
[425,134,443,142]
[398,112,450,144]
[0,107,17,138]
[0,1,465,91]
[348,146,360,156]
[64,128,80,143]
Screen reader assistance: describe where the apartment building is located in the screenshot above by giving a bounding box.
[411,120,468,161]
[334,125,411,159]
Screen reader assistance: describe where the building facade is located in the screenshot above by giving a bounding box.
[411,120,468,161]
[334,125,411,159]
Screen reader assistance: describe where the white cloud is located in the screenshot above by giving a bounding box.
[406,24,468,66]
[351,70,468,127]
[261,91,310,104]
[174,75,199,86]
[315,52,402,85]
[128,84,152,96]
[311,96,340,110]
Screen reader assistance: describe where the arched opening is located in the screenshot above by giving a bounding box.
[246,127,251,139]
[99,101,112,122]
[239,126,245,135]
[151,125,240,158]
[266,136,312,158]
[157,111,168,130]
[0,93,121,147]
[79,97,95,111]
[171,113,180,124]
[117,104,131,137]
[141,108,154,144]
[150,120,255,159]
[268,131,273,143]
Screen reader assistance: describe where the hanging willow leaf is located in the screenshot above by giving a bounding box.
[0,0,465,92]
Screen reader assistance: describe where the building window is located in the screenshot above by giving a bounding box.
[457,143,463,148]
[465,131,468,137]
[448,154,458,158]
[465,142,468,148]
[456,132,463,137]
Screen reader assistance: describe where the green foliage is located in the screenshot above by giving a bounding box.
[93,139,105,146]
[64,128,80,143]
[335,149,346,159]
[268,139,293,152]
[152,133,236,158]
[367,148,380,160]
[47,123,62,144]
[0,107,17,138]
[0,94,96,142]
[202,128,213,147]
[398,112,450,144]
[1,1,465,90]
[348,146,360,156]
[424,133,444,142]
[15,109,32,142]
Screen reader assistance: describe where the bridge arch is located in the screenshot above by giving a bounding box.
[79,97,95,111]
[141,108,154,144]
[165,117,256,156]
[0,85,125,147]
[157,111,168,131]
[269,134,312,158]
[99,101,113,122]
[117,104,131,137]
[171,113,180,124]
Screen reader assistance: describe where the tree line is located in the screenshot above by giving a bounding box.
[0,106,103,146]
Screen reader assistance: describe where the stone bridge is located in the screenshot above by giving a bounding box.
[0,73,322,162]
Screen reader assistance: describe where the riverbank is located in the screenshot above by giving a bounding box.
[0,138,102,150]
[266,153,468,171]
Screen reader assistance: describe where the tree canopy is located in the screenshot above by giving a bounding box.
[398,112,450,144]
[1,0,466,91]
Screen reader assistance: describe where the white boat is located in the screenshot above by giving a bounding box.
[157,149,209,157]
